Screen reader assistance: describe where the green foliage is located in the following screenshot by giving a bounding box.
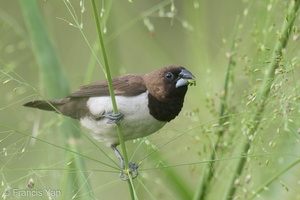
[1,0,300,200]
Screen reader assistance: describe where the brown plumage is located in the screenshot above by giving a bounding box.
[24,66,195,122]
[24,74,147,119]
[24,66,195,180]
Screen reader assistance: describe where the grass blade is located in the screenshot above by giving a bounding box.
[223,1,300,199]
[20,0,93,198]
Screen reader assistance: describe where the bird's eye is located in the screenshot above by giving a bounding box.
[165,72,174,80]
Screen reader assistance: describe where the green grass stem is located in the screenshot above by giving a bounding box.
[90,0,136,198]
[224,1,300,199]
[194,27,239,200]
[20,0,93,198]
[248,158,300,200]
[3,1,300,199]
[0,123,119,170]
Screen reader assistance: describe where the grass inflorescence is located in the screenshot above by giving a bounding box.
[1,1,300,200]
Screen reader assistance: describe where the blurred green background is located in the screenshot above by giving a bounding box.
[1,0,300,199]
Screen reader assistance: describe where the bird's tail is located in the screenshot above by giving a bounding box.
[23,99,65,112]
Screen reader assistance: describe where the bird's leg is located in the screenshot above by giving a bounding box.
[111,145,125,169]
[100,112,124,124]
[111,145,139,181]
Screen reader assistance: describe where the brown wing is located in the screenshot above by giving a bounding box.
[68,74,147,98]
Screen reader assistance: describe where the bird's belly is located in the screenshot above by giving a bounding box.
[80,93,167,146]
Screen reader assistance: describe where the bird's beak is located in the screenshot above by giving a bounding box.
[176,69,196,88]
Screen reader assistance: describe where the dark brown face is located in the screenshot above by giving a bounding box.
[144,66,195,102]
[145,66,195,122]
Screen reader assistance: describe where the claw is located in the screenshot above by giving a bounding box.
[119,162,139,181]
[129,162,139,179]
[101,112,124,124]
[111,146,139,181]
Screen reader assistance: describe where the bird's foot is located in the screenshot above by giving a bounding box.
[119,162,139,181]
[111,146,139,181]
[101,112,124,124]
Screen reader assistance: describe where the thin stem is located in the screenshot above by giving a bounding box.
[0,124,118,169]
[225,1,300,199]
[248,158,300,200]
[194,21,239,200]
[20,0,93,198]
[90,0,135,198]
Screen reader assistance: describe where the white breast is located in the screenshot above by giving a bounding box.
[80,92,166,147]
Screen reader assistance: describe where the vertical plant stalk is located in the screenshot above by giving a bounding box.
[248,158,300,200]
[20,0,93,199]
[194,30,238,200]
[225,1,300,199]
[90,0,136,198]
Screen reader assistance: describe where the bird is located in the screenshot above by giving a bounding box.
[24,65,196,180]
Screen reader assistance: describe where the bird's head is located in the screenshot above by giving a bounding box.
[145,66,196,102]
